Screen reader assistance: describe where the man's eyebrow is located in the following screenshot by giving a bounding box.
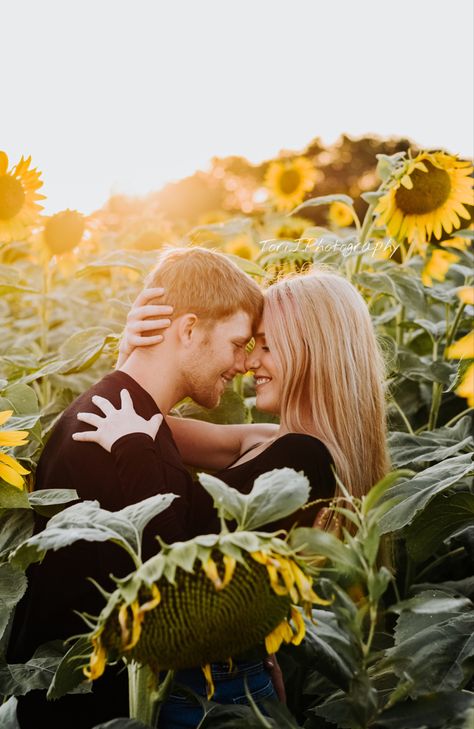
[254,331,266,339]
[234,336,251,344]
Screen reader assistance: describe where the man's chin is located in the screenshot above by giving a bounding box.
[194,392,221,410]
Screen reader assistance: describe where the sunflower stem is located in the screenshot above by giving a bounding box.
[390,396,414,435]
[128,662,166,725]
[353,202,376,278]
[427,339,443,431]
[444,300,466,351]
[444,406,474,428]
[395,306,405,348]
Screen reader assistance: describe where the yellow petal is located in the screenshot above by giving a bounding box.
[123,601,144,650]
[266,563,288,596]
[457,287,474,306]
[202,664,215,700]
[455,363,474,407]
[83,634,107,680]
[0,410,13,426]
[222,555,236,588]
[446,331,474,360]
[139,584,161,613]
[0,430,29,447]
[0,461,26,488]
[0,451,30,475]
[400,174,413,189]
[118,603,131,647]
[202,557,223,590]
[289,605,306,645]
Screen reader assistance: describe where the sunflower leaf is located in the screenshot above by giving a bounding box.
[290,194,354,216]
[198,467,310,531]
[378,453,474,533]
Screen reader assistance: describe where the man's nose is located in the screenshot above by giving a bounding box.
[234,349,248,374]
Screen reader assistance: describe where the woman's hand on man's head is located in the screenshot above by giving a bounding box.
[116,287,174,367]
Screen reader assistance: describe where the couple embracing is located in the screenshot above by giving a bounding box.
[8,246,390,728]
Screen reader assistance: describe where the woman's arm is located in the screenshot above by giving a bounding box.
[166,416,279,470]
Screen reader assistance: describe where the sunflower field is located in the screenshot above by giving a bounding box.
[0,139,473,729]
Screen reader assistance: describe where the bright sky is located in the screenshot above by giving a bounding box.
[3,0,473,215]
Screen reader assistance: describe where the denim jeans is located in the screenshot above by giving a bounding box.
[157,660,277,729]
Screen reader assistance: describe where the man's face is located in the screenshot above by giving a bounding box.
[183,311,252,409]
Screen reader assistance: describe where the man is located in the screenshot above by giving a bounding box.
[8,246,263,728]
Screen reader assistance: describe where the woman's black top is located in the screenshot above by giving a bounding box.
[188,432,337,536]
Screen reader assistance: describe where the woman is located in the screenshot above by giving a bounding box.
[74,266,391,727]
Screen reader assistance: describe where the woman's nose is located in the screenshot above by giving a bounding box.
[244,353,260,371]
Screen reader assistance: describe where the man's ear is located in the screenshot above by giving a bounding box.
[176,314,198,347]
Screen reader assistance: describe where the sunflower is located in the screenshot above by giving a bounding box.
[0,152,45,243]
[0,410,29,489]
[83,531,329,698]
[224,235,261,261]
[374,152,473,246]
[44,209,85,255]
[328,201,354,228]
[264,157,317,211]
[421,249,459,286]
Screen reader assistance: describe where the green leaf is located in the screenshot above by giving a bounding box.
[9,500,140,571]
[291,193,354,216]
[222,252,268,279]
[378,454,474,533]
[289,528,360,575]
[0,484,30,510]
[385,612,474,695]
[117,493,179,544]
[362,470,414,515]
[0,642,64,696]
[174,388,248,425]
[76,250,151,277]
[355,271,426,313]
[0,509,34,558]
[199,467,310,531]
[0,564,27,643]
[47,636,93,700]
[91,721,151,729]
[376,692,474,729]
[397,350,456,384]
[0,697,19,729]
[361,190,385,205]
[0,383,39,416]
[59,328,116,375]
[389,416,474,468]
[406,492,474,562]
[391,591,472,642]
[28,489,79,517]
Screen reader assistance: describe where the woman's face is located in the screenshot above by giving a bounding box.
[245,317,281,414]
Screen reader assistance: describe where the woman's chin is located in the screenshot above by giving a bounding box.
[255,394,279,416]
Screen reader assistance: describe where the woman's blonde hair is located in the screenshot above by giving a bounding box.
[264,266,391,535]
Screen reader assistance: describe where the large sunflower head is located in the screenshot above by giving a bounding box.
[374,151,473,246]
[82,531,329,697]
[0,152,45,243]
[264,157,317,211]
